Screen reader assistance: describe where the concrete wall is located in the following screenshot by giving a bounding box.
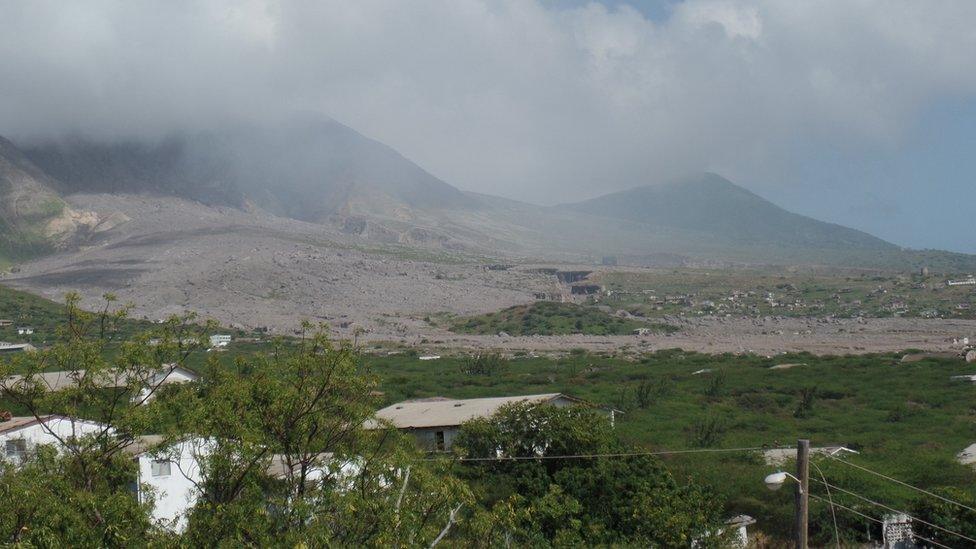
[410,427,460,451]
[1,417,104,463]
[136,439,209,531]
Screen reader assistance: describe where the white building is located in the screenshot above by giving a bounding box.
[16,327,34,335]
[1,415,105,464]
[125,436,210,531]
[3,365,199,404]
[373,393,617,451]
[0,342,37,354]
[762,446,858,465]
[209,334,232,348]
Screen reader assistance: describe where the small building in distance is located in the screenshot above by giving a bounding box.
[555,271,592,284]
[0,342,36,354]
[762,445,857,465]
[633,327,652,336]
[0,319,12,327]
[373,393,617,452]
[209,334,232,348]
[571,284,602,296]
[16,327,33,335]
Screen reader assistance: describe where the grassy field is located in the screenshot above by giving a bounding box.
[596,268,976,320]
[367,350,976,540]
[3,284,975,541]
[448,301,677,336]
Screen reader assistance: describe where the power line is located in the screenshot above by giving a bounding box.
[828,456,976,514]
[810,477,976,545]
[807,493,954,549]
[425,446,778,462]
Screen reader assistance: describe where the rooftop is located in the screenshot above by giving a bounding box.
[3,365,198,391]
[374,393,579,429]
[0,415,50,434]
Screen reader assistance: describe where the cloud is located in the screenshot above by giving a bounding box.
[2,0,976,203]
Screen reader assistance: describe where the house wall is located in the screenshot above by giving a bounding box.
[136,440,208,531]
[409,427,460,451]
[1,418,105,463]
[406,397,587,451]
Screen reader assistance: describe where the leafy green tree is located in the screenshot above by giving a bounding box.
[911,487,976,548]
[171,323,472,546]
[454,403,730,547]
[0,293,207,546]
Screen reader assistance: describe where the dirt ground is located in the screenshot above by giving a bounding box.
[4,193,974,357]
[371,315,976,357]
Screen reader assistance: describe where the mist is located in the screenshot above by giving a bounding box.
[3,1,976,251]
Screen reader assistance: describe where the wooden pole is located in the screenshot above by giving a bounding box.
[795,439,810,549]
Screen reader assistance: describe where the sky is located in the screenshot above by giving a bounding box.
[1,0,975,252]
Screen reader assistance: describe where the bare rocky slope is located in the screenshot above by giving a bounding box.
[1,193,556,336]
[3,119,976,349]
[19,120,976,270]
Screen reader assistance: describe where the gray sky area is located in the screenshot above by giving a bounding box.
[2,1,975,252]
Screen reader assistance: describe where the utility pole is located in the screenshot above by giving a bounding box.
[795,439,810,549]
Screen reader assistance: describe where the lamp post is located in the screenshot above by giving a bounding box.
[764,439,810,549]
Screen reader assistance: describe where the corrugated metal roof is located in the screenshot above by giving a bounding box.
[122,434,167,457]
[3,365,198,392]
[374,393,572,429]
[0,415,50,434]
[266,453,335,478]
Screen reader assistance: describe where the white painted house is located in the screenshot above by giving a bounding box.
[0,415,105,464]
[373,393,616,451]
[17,327,34,335]
[125,436,210,531]
[3,365,199,404]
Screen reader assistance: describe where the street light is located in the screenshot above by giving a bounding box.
[762,440,810,549]
[764,471,803,492]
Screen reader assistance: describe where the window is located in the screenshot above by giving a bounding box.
[5,439,27,462]
[150,459,172,477]
[434,431,446,451]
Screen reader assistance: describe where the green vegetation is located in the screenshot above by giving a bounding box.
[450,301,676,336]
[369,349,976,544]
[3,291,976,544]
[0,300,723,547]
[597,268,976,319]
[453,403,730,546]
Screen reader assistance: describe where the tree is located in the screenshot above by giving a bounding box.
[911,488,976,548]
[454,403,731,546]
[171,323,472,546]
[0,293,207,546]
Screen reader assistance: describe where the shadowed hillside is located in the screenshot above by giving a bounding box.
[561,173,896,251]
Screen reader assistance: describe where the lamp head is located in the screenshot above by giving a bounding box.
[764,471,788,491]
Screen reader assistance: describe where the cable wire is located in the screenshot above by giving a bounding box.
[426,445,777,462]
[810,461,840,549]
[829,456,976,514]
[810,478,976,545]
[807,493,954,549]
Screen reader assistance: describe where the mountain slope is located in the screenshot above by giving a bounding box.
[21,118,478,223]
[0,137,119,264]
[561,173,896,251]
